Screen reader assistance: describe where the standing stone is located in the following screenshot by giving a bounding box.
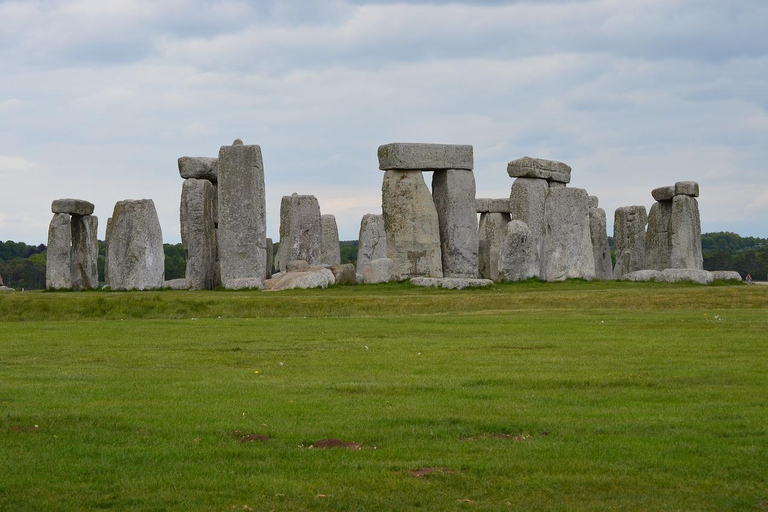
[356,214,387,282]
[181,178,217,290]
[105,199,165,290]
[70,215,99,289]
[613,206,648,279]
[498,220,539,282]
[217,139,267,289]
[509,178,548,258]
[104,217,112,286]
[320,214,341,266]
[276,194,322,272]
[670,195,703,269]
[266,238,274,278]
[478,212,510,281]
[589,205,613,280]
[645,200,673,271]
[46,213,72,289]
[381,170,442,280]
[432,169,478,278]
[362,258,392,284]
[541,187,595,281]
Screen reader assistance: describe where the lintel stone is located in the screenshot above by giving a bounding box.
[378,143,473,171]
[652,186,675,202]
[475,198,511,213]
[52,198,94,216]
[675,181,699,197]
[507,157,571,184]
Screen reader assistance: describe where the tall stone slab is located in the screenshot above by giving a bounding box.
[541,187,595,281]
[613,206,648,279]
[498,220,539,282]
[478,212,510,281]
[509,177,548,257]
[645,200,673,271]
[381,170,442,280]
[320,214,341,266]
[181,178,217,290]
[105,199,165,290]
[70,215,99,289]
[276,194,322,272]
[589,206,613,280]
[266,238,274,278]
[46,213,72,289]
[356,214,387,282]
[104,217,112,286]
[217,139,267,289]
[432,169,478,278]
[670,195,703,269]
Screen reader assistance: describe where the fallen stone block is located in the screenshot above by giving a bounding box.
[410,277,493,289]
[264,267,335,291]
[710,270,743,282]
[620,270,662,282]
[330,263,356,285]
[163,278,189,290]
[658,268,713,284]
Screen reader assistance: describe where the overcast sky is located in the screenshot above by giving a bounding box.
[1,0,766,245]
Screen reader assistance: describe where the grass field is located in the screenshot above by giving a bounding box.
[1,281,767,511]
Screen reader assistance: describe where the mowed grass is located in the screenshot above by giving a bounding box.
[1,281,767,511]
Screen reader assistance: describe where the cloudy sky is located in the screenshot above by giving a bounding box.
[1,0,767,244]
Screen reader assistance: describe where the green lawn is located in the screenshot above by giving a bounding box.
[1,281,767,511]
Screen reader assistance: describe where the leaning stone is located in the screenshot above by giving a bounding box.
[620,270,662,282]
[669,195,703,270]
[320,214,341,266]
[507,157,571,184]
[224,277,263,290]
[181,178,218,290]
[509,177,548,257]
[541,188,595,281]
[276,194,322,272]
[382,170,443,280]
[710,270,743,282]
[652,186,675,202]
[264,267,335,291]
[432,169,478,278]
[217,139,267,288]
[51,198,94,216]
[478,212,510,281]
[46,213,72,289]
[330,263,357,285]
[70,215,99,290]
[356,214,387,282]
[105,199,165,291]
[475,198,511,214]
[658,268,713,284]
[377,143,473,171]
[613,206,648,279]
[410,277,493,289]
[362,258,392,284]
[675,181,699,197]
[163,278,189,290]
[645,201,673,271]
[178,156,218,182]
[589,207,613,280]
[498,220,539,282]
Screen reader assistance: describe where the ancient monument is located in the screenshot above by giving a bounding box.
[105,199,164,290]
[46,199,98,290]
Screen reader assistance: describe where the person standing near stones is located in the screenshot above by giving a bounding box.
[746,273,752,284]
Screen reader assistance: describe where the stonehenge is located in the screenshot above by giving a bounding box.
[540,187,595,281]
[646,181,703,271]
[356,214,386,283]
[589,197,613,280]
[613,206,648,279]
[275,194,322,272]
[46,199,98,290]
[320,214,341,266]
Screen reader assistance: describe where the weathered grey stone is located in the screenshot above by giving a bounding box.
[710,270,743,281]
[669,195,703,269]
[217,140,267,288]
[507,157,571,184]
[588,196,599,209]
[330,263,356,285]
[276,194,322,272]
[70,215,99,290]
[477,212,510,281]
[266,238,274,278]
[645,201,673,271]
[286,259,310,272]
[320,214,341,266]
[652,186,675,202]
[105,199,165,291]
[432,169,478,278]
[224,277,263,290]
[541,188,595,281]
[356,214,387,282]
[410,277,493,289]
[178,156,218,182]
[264,267,335,291]
[475,198,511,214]
[163,278,189,290]
[382,170,443,280]
[104,217,112,286]
[548,182,566,189]
[613,206,648,279]
[181,178,218,290]
[675,181,699,197]
[498,220,540,282]
[509,177,548,257]
[658,268,713,284]
[589,207,613,280]
[0,286,15,292]
[362,258,392,284]
[46,213,72,289]
[620,270,661,282]
[51,198,94,216]
[378,143,473,171]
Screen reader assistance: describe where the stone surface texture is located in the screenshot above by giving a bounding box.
[266,238,273,278]
[70,215,99,290]
[658,268,713,284]
[181,178,218,290]
[588,196,599,209]
[330,263,357,285]
[507,157,571,184]
[475,198,511,213]
[652,186,675,202]
[264,267,335,291]
[675,181,699,197]
[669,195,703,270]
[382,170,443,280]
[217,140,267,289]
[52,198,94,216]
[163,278,189,290]
[46,213,72,289]
[178,156,218,182]
[105,199,165,290]
[540,187,595,281]
[710,270,743,281]
[320,214,341,266]
[498,220,540,282]
[276,194,322,272]
[356,214,387,282]
[613,205,648,279]
[620,270,662,282]
[589,206,613,280]
[361,258,392,284]
[509,177,548,257]
[410,277,493,289]
[432,169,478,278]
[477,212,510,281]
[645,201,673,271]
[378,143,473,171]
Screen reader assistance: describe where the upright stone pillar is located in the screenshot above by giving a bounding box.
[478,212,510,281]
[670,182,703,269]
[266,238,274,278]
[70,215,99,289]
[498,219,540,282]
[613,205,648,279]
[588,196,613,280]
[432,169,478,278]
[356,214,387,282]
[645,186,674,271]
[508,176,551,258]
[540,187,595,281]
[46,213,72,289]
[217,139,267,289]
[104,216,113,286]
[181,178,218,290]
[276,194,322,272]
[320,214,341,266]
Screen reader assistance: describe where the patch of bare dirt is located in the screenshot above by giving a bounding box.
[231,430,270,443]
[11,426,39,433]
[309,439,361,450]
[463,431,548,441]
[409,467,453,478]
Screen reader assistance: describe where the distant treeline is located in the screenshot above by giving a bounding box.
[702,232,768,280]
